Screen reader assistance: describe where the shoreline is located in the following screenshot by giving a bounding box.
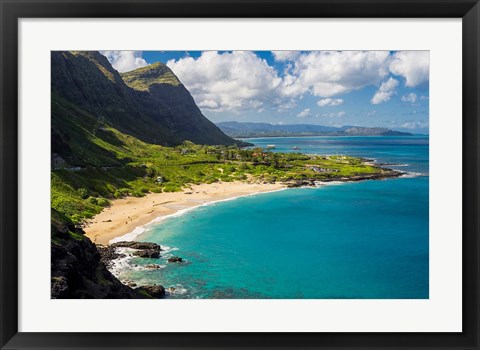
[84,181,286,245]
[84,170,403,245]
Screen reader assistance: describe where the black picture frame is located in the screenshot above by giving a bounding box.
[1,0,479,349]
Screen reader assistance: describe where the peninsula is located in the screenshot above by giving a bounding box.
[50,51,401,299]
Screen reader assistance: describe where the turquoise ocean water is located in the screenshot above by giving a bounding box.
[116,136,429,299]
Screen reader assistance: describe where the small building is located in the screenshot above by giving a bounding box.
[307,165,338,173]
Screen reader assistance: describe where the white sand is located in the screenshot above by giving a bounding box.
[84,181,285,245]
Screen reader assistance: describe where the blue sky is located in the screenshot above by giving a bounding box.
[101,50,429,134]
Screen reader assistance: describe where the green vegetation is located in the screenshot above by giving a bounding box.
[121,62,181,91]
[51,208,86,243]
[52,124,387,224]
[49,51,399,298]
[51,51,392,226]
[52,51,240,148]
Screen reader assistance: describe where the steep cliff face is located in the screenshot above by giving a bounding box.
[121,62,235,145]
[50,52,242,298]
[51,209,142,299]
[51,51,239,166]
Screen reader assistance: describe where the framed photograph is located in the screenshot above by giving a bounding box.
[1,0,479,349]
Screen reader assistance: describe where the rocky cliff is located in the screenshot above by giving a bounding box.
[51,209,143,298]
[51,51,239,167]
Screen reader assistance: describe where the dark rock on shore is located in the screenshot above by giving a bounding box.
[51,209,146,299]
[110,241,162,259]
[286,180,316,188]
[145,264,163,269]
[342,170,401,182]
[111,241,162,250]
[133,249,160,258]
[97,245,126,268]
[135,285,166,298]
[284,170,401,188]
[168,256,183,263]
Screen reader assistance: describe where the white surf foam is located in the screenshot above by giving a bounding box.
[313,180,345,187]
[166,284,188,296]
[400,171,428,178]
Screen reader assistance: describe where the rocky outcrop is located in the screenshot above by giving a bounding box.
[168,256,183,263]
[111,241,161,250]
[286,180,318,188]
[111,241,161,258]
[51,209,166,299]
[52,51,242,168]
[135,285,166,298]
[51,209,144,299]
[133,250,160,258]
[96,244,126,269]
[284,170,402,188]
[145,264,163,269]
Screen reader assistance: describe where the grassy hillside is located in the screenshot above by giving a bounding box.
[49,51,401,299]
[52,51,241,158]
[52,121,389,224]
[51,51,395,225]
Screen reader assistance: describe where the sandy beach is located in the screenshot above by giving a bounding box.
[84,181,285,245]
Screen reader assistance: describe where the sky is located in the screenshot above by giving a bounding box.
[100,50,429,134]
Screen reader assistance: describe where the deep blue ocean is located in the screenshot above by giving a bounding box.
[117,136,429,299]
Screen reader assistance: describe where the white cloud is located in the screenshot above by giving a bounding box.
[401,121,429,129]
[167,51,282,112]
[164,50,428,114]
[275,98,297,111]
[420,95,429,100]
[401,93,417,104]
[249,100,264,109]
[292,51,391,97]
[297,108,311,118]
[272,51,301,62]
[367,110,377,117]
[389,51,429,87]
[277,72,309,98]
[317,98,344,107]
[100,51,148,73]
[198,100,219,109]
[320,111,346,118]
[371,77,399,104]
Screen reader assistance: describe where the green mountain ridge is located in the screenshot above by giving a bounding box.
[121,62,182,89]
[49,52,402,299]
[52,51,239,167]
[50,51,245,299]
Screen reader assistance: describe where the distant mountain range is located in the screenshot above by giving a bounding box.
[216,121,413,138]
